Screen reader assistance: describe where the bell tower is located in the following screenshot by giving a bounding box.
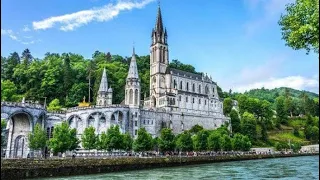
[149,3,169,107]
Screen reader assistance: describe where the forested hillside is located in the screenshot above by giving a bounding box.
[1,49,206,108]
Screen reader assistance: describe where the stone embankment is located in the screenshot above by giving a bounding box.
[1,153,318,179]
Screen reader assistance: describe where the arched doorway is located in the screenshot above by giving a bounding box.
[7,112,32,158]
[110,111,125,133]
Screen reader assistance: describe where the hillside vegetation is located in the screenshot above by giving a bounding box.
[1,49,319,150]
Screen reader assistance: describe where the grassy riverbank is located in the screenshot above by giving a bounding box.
[1,153,318,179]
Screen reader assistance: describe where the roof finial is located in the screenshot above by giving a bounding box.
[158,0,160,7]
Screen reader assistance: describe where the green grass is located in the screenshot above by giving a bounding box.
[268,132,309,145]
[288,119,306,128]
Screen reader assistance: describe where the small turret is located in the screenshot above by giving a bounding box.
[96,68,113,106]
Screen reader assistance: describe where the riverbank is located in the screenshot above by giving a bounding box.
[1,153,318,179]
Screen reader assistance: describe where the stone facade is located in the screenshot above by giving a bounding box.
[1,5,229,157]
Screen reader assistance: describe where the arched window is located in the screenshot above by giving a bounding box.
[129,89,133,104]
[186,82,189,91]
[173,80,177,89]
[199,85,201,93]
[205,100,207,105]
[180,81,183,90]
[205,85,209,94]
[192,84,195,92]
[181,122,184,131]
[134,89,139,105]
[186,97,188,102]
[192,98,195,103]
[213,87,215,93]
[199,99,201,104]
[46,127,50,139]
[159,47,162,63]
[179,96,181,101]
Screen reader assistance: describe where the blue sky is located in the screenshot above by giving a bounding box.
[1,0,319,93]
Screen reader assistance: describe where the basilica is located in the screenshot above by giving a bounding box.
[1,5,230,158]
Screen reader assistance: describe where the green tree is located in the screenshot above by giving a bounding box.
[241,135,252,151]
[21,48,33,66]
[122,133,133,151]
[28,123,47,156]
[105,125,123,151]
[152,137,159,151]
[276,96,288,125]
[159,128,175,152]
[223,98,233,116]
[47,98,62,111]
[207,132,221,151]
[97,131,108,150]
[1,80,18,101]
[48,122,79,154]
[63,54,73,101]
[3,52,20,82]
[176,131,193,152]
[133,127,153,152]
[81,126,97,150]
[219,134,232,151]
[279,0,319,54]
[189,124,204,134]
[193,130,209,151]
[230,109,241,133]
[241,112,257,141]
[1,119,7,147]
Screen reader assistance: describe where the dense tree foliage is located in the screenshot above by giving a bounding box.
[230,109,241,133]
[48,122,79,154]
[223,98,233,116]
[279,0,319,54]
[81,126,98,150]
[28,123,47,151]
[176,131,193,152]
[159,128,175,152]
[133,128,153,152]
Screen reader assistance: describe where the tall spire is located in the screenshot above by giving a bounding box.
[127,46,139,79]
[155,1,163,34]
[98,68,108,92]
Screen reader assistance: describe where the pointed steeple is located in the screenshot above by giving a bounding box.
[98,68,108,92]
[127,46,139,79]
[155,3,163,34]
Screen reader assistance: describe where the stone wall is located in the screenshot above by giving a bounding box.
[1,153,318,180]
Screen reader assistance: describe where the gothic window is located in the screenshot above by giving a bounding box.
[129,89,133,104]
[173,80,177,89]
[152,77,156,89]
[205,100,207,105]
[199,85,201,93]
[213,87,215,93]
[144,120,146,124]
[192,98,195,103]
[186,97,188,102]
[180,81,183,90]
[135,121,137,127]
[135,89,139,105]
[186,82,189,91]
[179,96,181,101]
[199,99,201,104]
[181,122,184,131]
[135,112,138,117]
[160,76,165,88]
[205,85,209,94]
[148,120,150,124]
[192,84,195,92]
[46,127,50,139]
[159,47,162,63]
[135,129,137,135]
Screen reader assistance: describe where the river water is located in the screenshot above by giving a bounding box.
[41,155,319,180]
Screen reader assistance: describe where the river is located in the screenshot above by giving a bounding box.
[40,155,319,180]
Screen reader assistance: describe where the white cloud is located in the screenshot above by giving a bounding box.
[22,25,31,32]
[32,0,155,31]
[233,75,319,93]
[1,29,18,40]
[2,28,40,45]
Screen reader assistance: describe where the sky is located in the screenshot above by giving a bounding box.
[1,0,319,94]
